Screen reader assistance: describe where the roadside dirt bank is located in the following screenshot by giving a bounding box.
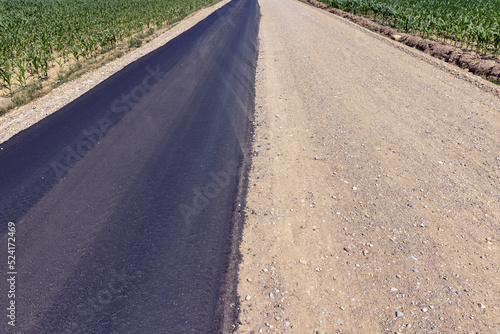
[0,0,231,145]
[235,0,499,333]
[304,0,500,88]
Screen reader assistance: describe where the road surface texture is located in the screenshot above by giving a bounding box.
[237,0,499,333]
[0,0,258,332]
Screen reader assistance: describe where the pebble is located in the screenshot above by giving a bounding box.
[396,311,404,318]
[246,295,251,301]
[422,307,428,312]
[299,259,308,265]
[478,303,486,309]
[391,287,398,292]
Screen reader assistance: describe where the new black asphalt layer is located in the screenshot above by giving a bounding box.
[0,0,259,332]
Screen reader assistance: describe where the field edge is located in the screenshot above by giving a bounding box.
[302,0,500,97]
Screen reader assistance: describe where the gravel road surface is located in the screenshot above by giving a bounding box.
[237,0,499,333]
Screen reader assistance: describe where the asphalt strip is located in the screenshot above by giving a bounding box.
[0,0,259,332]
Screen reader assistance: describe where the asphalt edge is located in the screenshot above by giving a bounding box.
[215,3,262,334]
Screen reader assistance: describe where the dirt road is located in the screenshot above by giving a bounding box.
[236,0,500,333]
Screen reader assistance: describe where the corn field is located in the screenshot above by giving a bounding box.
[0,0,218,93]
[320,0,500,56]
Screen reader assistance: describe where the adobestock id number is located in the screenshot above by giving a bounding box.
[7,222,17,327]
[7,222,16,271]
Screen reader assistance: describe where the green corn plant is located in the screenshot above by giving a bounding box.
[0,61,13,93]
[466,25,476,50]
[31,54,41,78]
[1,0,226,80]
[313,0,500,58]
[493,31,500,56]
[72,44,80,62]
[476,26,492,54]
[39,51,50,78]
[14,59,27,87]
[55,58,64,70]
